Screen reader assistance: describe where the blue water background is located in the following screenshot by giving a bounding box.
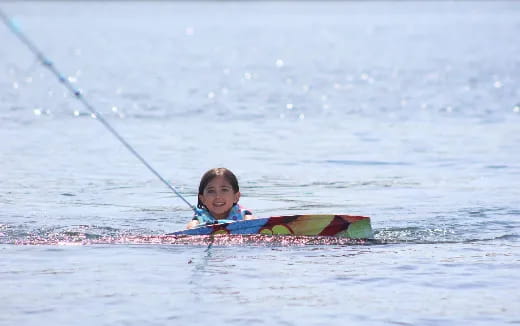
[1,1,519,325]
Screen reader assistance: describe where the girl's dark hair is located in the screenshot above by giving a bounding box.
[197,168,240,209]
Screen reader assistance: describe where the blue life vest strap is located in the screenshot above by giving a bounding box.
[194,205,252,226]
[194,208,217,224]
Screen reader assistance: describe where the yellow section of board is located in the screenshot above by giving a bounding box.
[287,215,334,236]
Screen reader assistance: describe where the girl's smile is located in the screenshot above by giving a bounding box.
[199,175,240,219]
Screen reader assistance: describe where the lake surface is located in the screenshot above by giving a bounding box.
[1,1,519,325]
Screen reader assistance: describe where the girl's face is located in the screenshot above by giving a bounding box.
[199,175,240,219]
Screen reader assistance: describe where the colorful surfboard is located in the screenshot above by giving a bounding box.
[169,214,373,239]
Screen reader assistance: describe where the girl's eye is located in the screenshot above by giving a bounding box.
[221,188,230,192]
[206,189,216,194]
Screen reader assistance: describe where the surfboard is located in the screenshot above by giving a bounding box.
[169,214,373,239]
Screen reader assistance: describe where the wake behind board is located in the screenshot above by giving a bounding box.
[169,214,373,239]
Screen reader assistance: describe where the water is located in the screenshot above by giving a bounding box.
[1,1,519,325]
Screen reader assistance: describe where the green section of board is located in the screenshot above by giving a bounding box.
[338,218,373,239]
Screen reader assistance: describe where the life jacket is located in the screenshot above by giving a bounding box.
[194,204,252,224]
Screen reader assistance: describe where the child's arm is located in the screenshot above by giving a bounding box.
[241,207,256,220]
[186,219,200,229]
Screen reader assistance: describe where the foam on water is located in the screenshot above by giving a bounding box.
[2,221,517,247]
[8,233,371,247]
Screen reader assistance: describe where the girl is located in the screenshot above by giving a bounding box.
[186,168,254,229]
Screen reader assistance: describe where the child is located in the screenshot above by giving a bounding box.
[186,168,254,229]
